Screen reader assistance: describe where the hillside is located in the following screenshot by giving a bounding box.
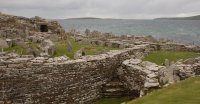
[128,76,200,104]
[155,15,200,20]
[66,17,101,19]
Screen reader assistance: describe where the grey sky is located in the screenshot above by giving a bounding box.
[1,0,200,19]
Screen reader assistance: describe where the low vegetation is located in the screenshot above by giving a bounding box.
[128,76,200,104]
[3,38,117,58]
[4,45,27,55]
[54,38,117,59]
[143,51,200,65]
[4,42,40,55]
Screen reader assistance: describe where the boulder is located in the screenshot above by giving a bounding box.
[144,82,159,88]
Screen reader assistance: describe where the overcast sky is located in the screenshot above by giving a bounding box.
[1,0,200,19]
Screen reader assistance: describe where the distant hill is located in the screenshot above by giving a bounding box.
[155,15,200,20]
[66,17,102,20]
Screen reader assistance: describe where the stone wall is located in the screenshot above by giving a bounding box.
[117,59,164,97]
[150,42,200,52]
[74,36,200,52]
[0,45,150,104]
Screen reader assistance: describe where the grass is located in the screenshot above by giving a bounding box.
[3,38,117,58]
[54,38,117,59]
[4,45,27,55]
[95,97,130,104]
[128,76,200,104]
[143,51,200,65]
[4,42,40,55]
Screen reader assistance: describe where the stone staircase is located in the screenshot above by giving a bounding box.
[101,77,131,98]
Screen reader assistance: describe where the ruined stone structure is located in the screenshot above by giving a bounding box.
[1,39,199,104]
[1,13,200,104]
[0,13,65,39]
[0,45,151,104]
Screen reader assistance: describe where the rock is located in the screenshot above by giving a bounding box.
[0,38,9,48]
[21,55,34,58]
[8,52,19,58]
[31,57,46,63]
[146,65,159,71]
[144,82,159,88]
[130,59,142,65]
[123,59,142,65]
[40,52,50,57]
[74,48,86,59]
[164,59,170,66]
[142,61,159,72]
[26,47,41,57]
[41,39,56,56]
[54,56,69,62]
[6,38,13,47]
[158,64,180,85]
[147,73,157,78]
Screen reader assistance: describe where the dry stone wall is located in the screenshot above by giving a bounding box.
[0,45,150,104]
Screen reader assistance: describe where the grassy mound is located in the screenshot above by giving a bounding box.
[143,51,200,65]
[128,76,200,104]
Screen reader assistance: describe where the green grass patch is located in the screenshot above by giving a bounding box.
[54,38,117,59]
[3,38,117,58]
[128,76,200,104]
[95,97,130,104]
[4,42,40,55]
[4,45,27,55]
[143,51,200,65]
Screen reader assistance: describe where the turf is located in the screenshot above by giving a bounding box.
[54,38,117,59]
[3,38,117,58]
[128,76,200,104]
[4,45,27,55]
[143,51,200,65]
